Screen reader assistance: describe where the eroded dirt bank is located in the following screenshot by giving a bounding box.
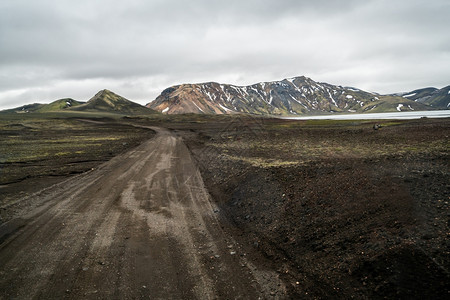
[179,117,449,299]
[0,127,285,299]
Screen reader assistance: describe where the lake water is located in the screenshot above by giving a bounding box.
[282,110,450,120]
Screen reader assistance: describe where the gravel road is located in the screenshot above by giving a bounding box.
[0,127,284,299]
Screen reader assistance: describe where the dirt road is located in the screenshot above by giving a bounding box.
[0,127,284,299]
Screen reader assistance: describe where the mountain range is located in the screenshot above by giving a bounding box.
[2,77,449,116]
[148,76,449,115]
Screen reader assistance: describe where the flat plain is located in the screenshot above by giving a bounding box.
[0,113,448,298]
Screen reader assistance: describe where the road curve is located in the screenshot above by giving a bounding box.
[0,127,284,299]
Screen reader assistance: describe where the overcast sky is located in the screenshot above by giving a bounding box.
[0,0,449,109]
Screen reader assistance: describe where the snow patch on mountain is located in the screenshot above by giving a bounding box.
[193,102,204,112]
[403,93,417,98]
[219,104,232,112]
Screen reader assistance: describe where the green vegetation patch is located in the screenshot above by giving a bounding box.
[0,115,155,186]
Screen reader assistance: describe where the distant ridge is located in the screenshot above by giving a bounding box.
[148,76,434,115]
[400,86,450,109]
[38,98,84,112]
[1,90,159,115]
[1,98,84,113]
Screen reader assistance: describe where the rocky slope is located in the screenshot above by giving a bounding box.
[148,76,431,115]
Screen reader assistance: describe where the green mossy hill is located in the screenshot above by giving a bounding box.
[71,89,159,115]
[1,98,83,114]
[1,103,45,113]
[0,99,83,114]
[37,98,84,112]
[360,96,432,113]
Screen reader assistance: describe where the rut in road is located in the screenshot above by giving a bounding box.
[0,127,285,299]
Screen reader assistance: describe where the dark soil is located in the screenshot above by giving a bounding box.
[1,114,448,298]
[178,117,450,299]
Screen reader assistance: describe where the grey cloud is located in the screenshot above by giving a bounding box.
[0,0,449,109]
